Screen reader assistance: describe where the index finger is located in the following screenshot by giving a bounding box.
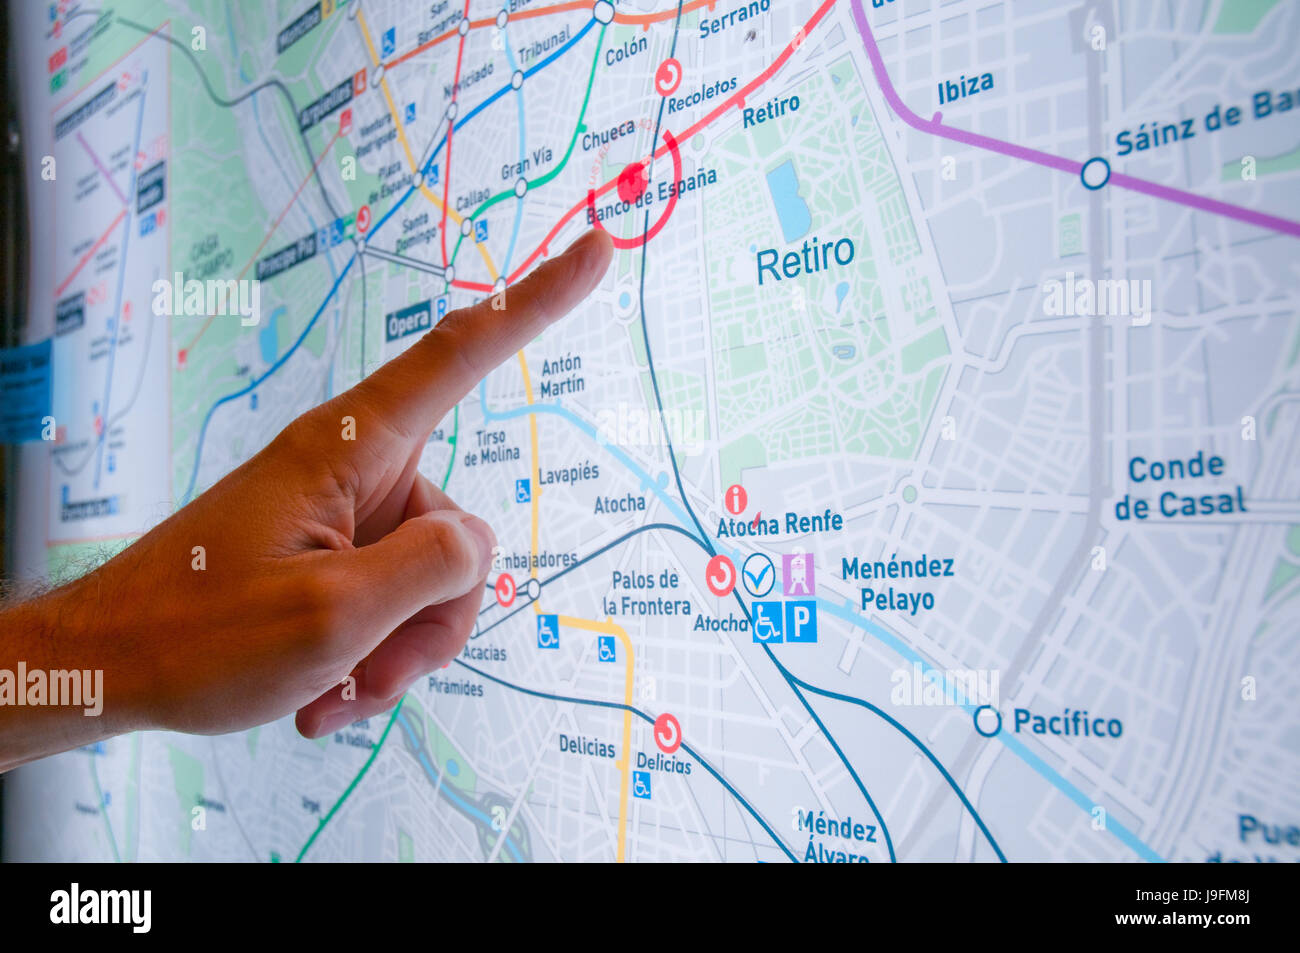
[359,228,613,440]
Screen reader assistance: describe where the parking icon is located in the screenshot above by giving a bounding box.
[537,614,559,650]
[784,601,817,643]
[751,601,783,643]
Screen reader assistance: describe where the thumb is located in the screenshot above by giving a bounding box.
[335,509,495,642]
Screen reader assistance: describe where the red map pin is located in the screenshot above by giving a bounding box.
[617,162,648,204]
[356,204,372,235]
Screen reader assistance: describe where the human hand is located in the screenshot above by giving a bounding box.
[0,229,613,770]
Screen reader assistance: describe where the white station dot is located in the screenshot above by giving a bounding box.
[511,70,524,90]
[354,236,365,252]
[494,277,507,294]
[412,171,423,188]
[458,17,470,36]
[593,1,615,25]
[371,64,385,85]
[447,101,459,120]
[348,1,360,20]
[444,265,456,284]
[496,10,508,29]
[514,177,528,197]
[526,578,541,600]
[461,218,473,237]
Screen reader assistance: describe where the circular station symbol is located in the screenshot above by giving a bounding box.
[356,204,372,235]
[724,483,747,515]
[1080,156,1111,191]
[494,573,516,607]
[654,57,682,97]
[653,712,682,754]
[705,554,736,597]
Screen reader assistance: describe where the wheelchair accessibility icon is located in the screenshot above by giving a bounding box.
[537,614,559,649]
[633,770,652,800]
[752,601,784,643]
[597,635,616,662]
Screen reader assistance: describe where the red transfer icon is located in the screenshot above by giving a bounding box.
[654,713,682,754]
[724,484,747,515]
[705,554,736,597]
[356,204,371,235]
[654,57,682,96]
[494,573,516,607]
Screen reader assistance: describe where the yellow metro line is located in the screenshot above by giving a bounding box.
[354,7,500,282]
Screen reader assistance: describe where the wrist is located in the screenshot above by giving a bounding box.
[5,576,151,738]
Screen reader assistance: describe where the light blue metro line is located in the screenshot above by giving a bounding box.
[477,390,1165,862]
[394,710,525,862]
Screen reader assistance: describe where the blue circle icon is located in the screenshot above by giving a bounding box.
[1080,156,1111,190]
[973,704,1002,737]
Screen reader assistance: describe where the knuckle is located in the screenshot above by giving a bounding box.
[273,413,324,460]
[285,569,344,637]
[424,517,478,581]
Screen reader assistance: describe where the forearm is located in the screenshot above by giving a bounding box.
[0,581,143,772]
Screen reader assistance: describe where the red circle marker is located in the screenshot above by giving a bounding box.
[616,162,648,204]
[494,573,516,607]
[588,129,683,250]
[356,204,372,235]
[705,554,736,597]
[724,484,747,515]
[654,57,682,96]
[654,713,682,754]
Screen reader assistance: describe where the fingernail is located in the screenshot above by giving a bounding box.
[314,709,355,737]
[458,513,497,576]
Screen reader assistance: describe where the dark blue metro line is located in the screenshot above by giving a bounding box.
[184,17,598,500]
[455,659,798,862]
